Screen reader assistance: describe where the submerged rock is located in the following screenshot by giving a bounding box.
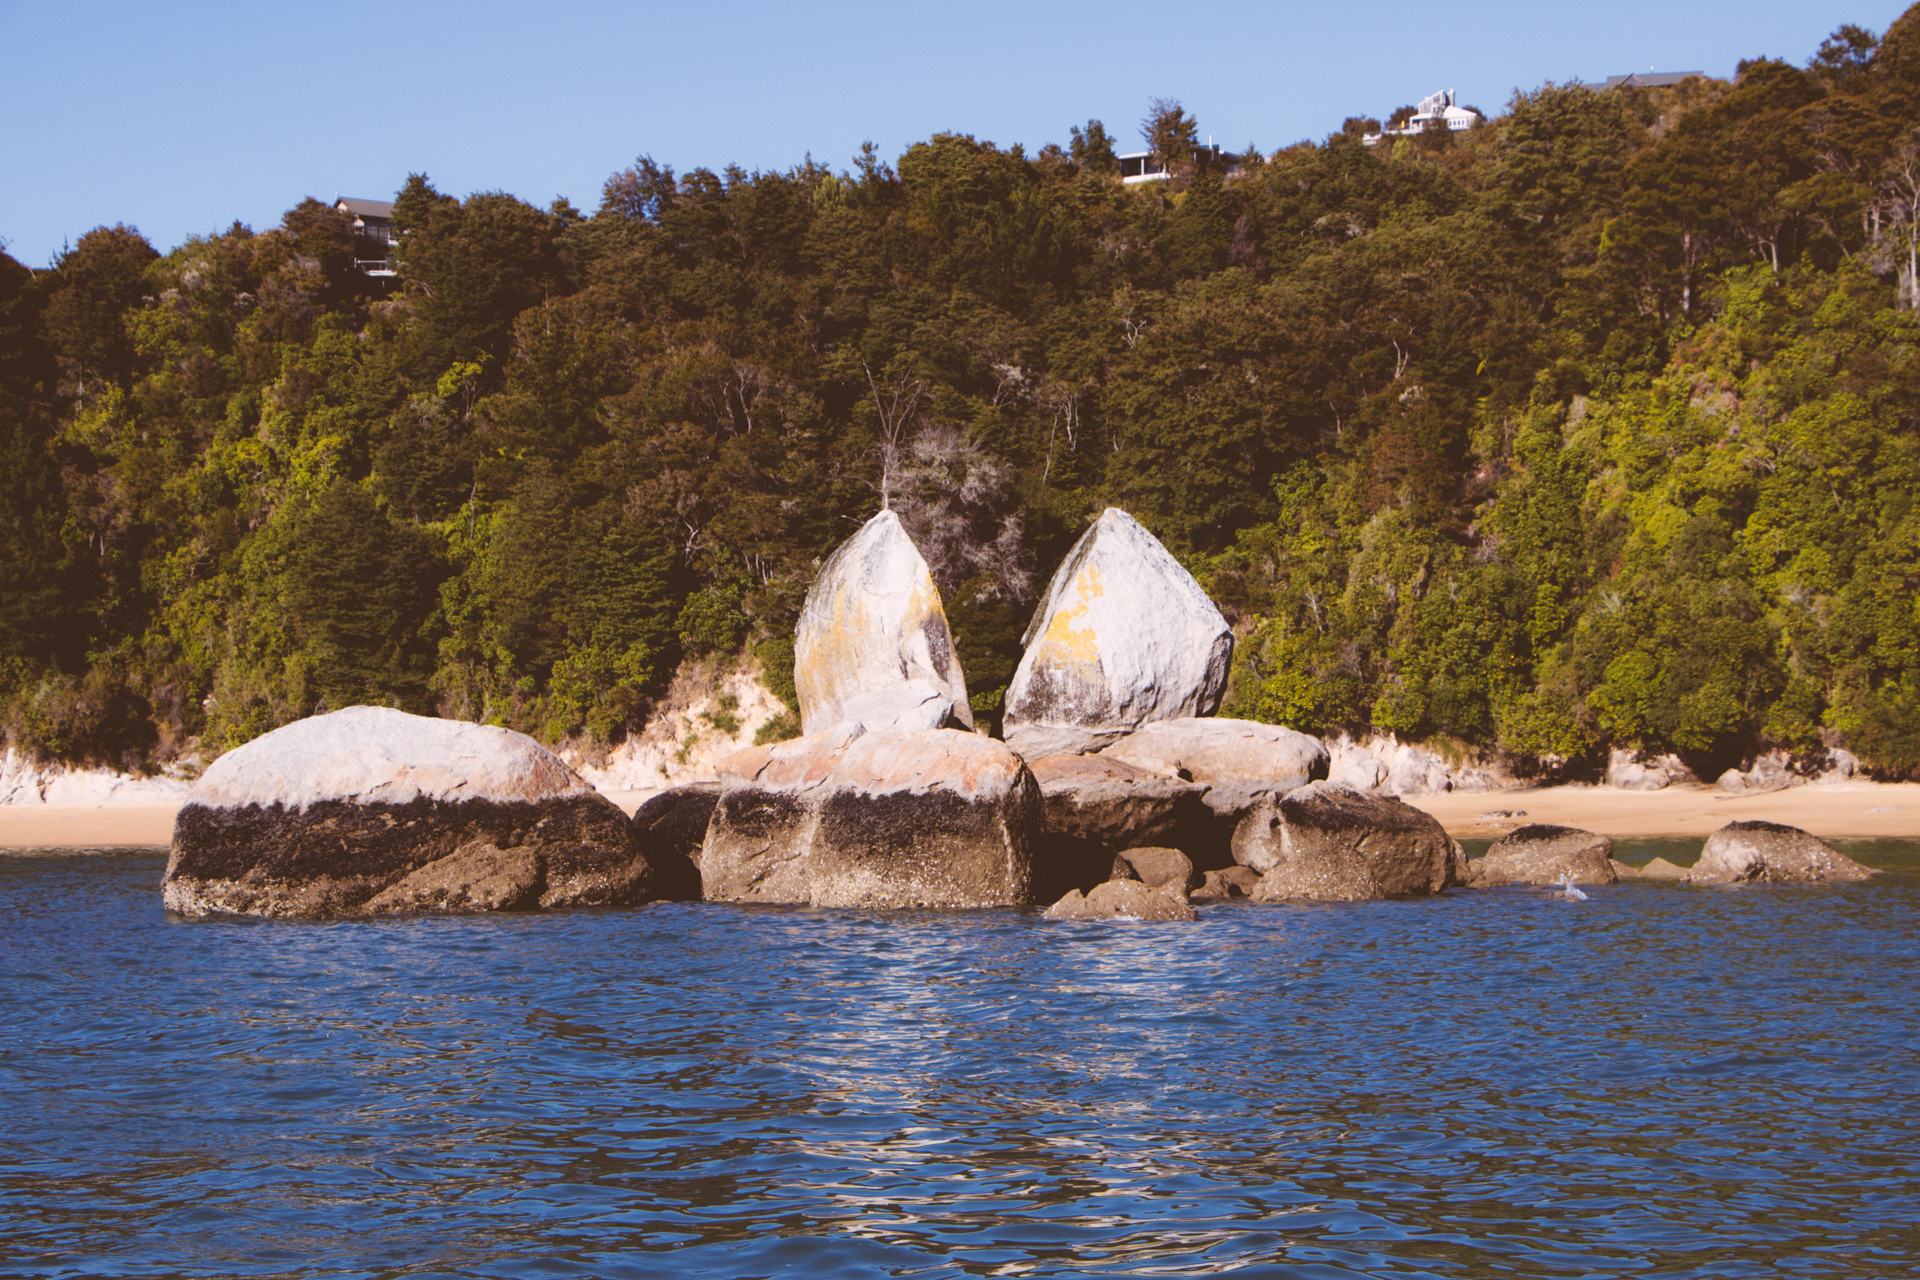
[1692,821,1875,885]
[162,707,655,918]
[701,726,1038,908]
[1002,509,1232,757]
[1234,782,1462,903]
[793,509,973,736]
[1631,856,1693,881]
[1044,878,1198,922]
[1472,824,1618,887]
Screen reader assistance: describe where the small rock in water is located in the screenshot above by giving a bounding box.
[1473,824,1617,888]
[1691,821,1875,885]
[1236,782,1461,903]
[1112,846,1201,895]
[1634,856,1692,881]
[1043,878,1198,922]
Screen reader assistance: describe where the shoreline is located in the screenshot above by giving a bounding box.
[4,782,1917,850]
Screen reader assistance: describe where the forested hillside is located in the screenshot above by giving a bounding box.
[6,11,1920,780]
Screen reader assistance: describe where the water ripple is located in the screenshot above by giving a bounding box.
[1,841,1915,1277]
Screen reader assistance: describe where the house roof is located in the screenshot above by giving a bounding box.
[335,197,395,220]
[1585,71,1703,89]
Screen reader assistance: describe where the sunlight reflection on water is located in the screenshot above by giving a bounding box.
[0,841,1916,1278]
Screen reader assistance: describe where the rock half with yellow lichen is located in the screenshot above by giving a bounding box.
[1002,509,1233,757]
[793,509,974,736]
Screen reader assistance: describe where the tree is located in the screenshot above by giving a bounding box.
[1143,98,1199,174]
[1069,119,1117,174]
[41,225,158,396]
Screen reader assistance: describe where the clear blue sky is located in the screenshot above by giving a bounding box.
[2,0,1910,267]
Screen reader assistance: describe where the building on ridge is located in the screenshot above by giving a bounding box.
[1116,142,1244,184]
[1579,71,1704,89]
[1362,89,1481,146]
[334,197,397,277]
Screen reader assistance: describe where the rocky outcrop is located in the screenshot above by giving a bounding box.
[1025,751,1210,899]
[162,707,657,918]
[1112,846,1201,895]
[1044,878,1197,922]
[1692,821,1876,885]
[1325,733,1511,797]
[1606,748,1698,791]
[1472,824,1618,887]
[1101,717,1329,862]
[1715,748,1859,793]
[1002,509,1232,757]
[1234,782,1463,903]
[701,726,1038,908]
[793,510,973,736]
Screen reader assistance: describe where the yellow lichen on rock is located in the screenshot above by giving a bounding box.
[794,510,973,735]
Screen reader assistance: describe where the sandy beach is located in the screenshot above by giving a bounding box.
[4,781,1917,850]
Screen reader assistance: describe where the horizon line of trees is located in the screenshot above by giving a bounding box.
[4,9,1920,782]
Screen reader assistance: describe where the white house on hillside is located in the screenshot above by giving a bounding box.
[1363,89,1480,146]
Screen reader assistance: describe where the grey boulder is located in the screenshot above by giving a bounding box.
[1692,821,1875,884]
[793,509,973,736]
[1112,846,1202,895]
[162,707,653,918]
[1234,781,1463,903]
[1002,509,1232,757]
[1101,717,1330,862]
[1472,824,1618,887]
[1195,866,1262,899]
[1044,878,1198,922]
[701,726,1038,908]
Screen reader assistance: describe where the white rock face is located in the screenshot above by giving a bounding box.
[1605,748,1698,792]
[1003,509,1232,757]
[188,706,592,811]
[0,748,194,807]
[793,510,973,736]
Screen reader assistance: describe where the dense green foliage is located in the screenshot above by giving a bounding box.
[8,10,1920,778]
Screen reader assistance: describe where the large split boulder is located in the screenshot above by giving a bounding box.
[1692,821,1876,885]
[1024,751,1211,899]
[1002,509,1233,757]
[1233,781,1464,903]
[793,509,973,736]
[162,707,659,918]
[1100,717,1330,865]
[1472,824,1618,888]
[701,726,1038,908]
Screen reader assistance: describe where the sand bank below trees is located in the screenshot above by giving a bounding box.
[1407,781,1920,841]
[4,782,1915,850]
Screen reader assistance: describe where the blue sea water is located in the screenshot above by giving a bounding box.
[1,841,1916,1280]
